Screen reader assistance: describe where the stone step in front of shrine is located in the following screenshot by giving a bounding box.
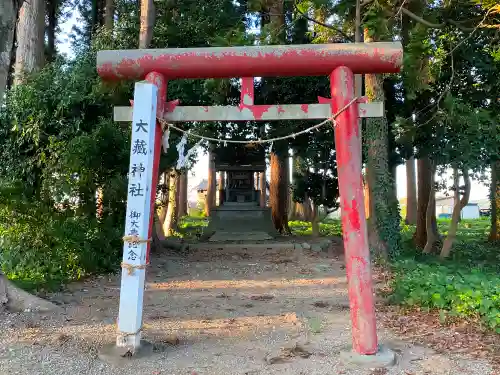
[206,203,277,241]
[208,230,272,241]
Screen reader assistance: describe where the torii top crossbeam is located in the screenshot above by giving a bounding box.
[97,42,402,80]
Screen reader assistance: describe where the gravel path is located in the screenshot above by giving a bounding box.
[0,243,496,375]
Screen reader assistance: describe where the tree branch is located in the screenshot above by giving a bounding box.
[401,8,475,32]
[362,0,476,32]
[400,7,444,29]
[293,4,354,42]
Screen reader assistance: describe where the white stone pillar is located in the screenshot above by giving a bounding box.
[116,82,158,350]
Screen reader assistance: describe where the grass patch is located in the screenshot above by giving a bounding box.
[391,219,499,333]
[289,220,342,237]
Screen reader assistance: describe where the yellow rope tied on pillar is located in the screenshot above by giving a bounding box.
[120,262,148,275]
[122,235,152,244]
[120,235,152,275]
[117,326,143,338]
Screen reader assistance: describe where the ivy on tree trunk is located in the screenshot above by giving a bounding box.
[364,30,401,257]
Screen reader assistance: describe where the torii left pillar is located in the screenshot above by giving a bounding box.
[99,72,165,361]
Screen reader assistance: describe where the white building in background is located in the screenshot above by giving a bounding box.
[435,196,488,219]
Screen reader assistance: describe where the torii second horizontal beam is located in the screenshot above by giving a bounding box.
[97,42,402,81]
[113,102,383,122]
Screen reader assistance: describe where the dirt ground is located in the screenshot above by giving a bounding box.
[0,239,497,375]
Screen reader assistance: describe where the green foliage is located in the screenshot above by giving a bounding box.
[0,35,134,290]
[0,185,122,290]
[292,170,339,210]
[288,220,342,237]
[390,219,500,333]
[391,259,500,332]
[361,0,391,40]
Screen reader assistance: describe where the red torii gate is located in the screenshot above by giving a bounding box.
[97,42,402,366]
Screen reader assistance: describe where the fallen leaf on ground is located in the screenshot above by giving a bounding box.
[265,343,312,364]
[250,294,274,301]
[313,301,329,308]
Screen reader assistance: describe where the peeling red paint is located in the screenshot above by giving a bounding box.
[146,72,167,115]
[241,77,254,105]
[96,43,403,81]
[331,66,377,355]
[300,104,309,113]
[202,106,209,112]
[239,104,273,120]
[277,106,285,114]
[165,99,180,113]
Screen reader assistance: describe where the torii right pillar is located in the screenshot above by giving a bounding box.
[331,66,395,367]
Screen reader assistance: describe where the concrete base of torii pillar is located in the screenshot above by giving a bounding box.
[98,340,154,365]
[340,345,396,368]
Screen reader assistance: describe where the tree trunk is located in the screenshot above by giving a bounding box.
[414,157,438,248]
[440,168,471,258]
[270,145,290,234]
[163,169,178,237]
[105,0,114,30]
[14,0,45,85]
[423,161,438,253]
[289,155,297,220]
[46,0,57,61]
[311,203,319,237]
[158,171,169,222]
[259,171,266,207]
[96,186,104,219]
[177,171,187,218]
[405,157,417,224]
[284,150,290,219]
[401,6,418,226]
[291,199,312,221]
[452,166,460,222]
[218,171,225,206]
[489,160,500,242]
[205,145,216,216]
[364,29,401,257]
[138,0,154,48]
[155,171,169,240]
[1,0,20,105]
